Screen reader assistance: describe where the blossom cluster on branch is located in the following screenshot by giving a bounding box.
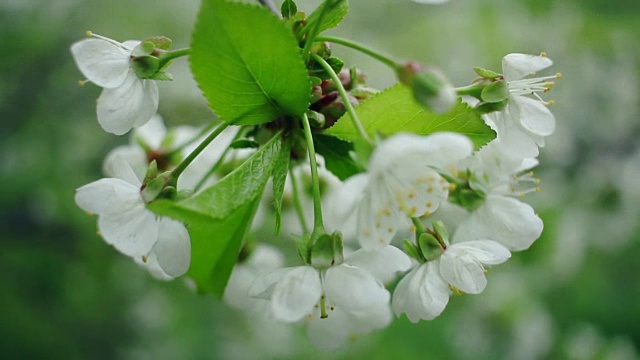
[71,0,560,349]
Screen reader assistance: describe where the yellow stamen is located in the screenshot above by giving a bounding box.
[86,30,93,37]
[540,51,547,57]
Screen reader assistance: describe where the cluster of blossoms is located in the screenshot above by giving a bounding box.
[72,0,560,351]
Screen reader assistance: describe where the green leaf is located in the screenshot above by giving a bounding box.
[313,133,361,180]
[308,57,344,80]
[281,0,297,18]
[190,0,311,125]
[152,198,261,296]
[306,0,349,33]
[272,137,292,234]
[327,84,495,149]
[151,133,282,220]
[148,133,285,295]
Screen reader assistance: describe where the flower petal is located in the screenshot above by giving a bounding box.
[271,266,321,323]
[96,73,159,135]
[440,250,487,294]
[97,203,158,257]
[509,95,556,137]
[70,38,130,88]
[102,153,142,186]
[324,264,389,316]
[392,262,450,322]
[502,53,553,81]
[153,217,191,277]
[454,195,544,251]
[75,178,140,214]
[449,240,511,265]
[345,245,411,284]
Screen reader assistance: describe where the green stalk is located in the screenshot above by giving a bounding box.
[301,113,326,237]
[315,35,401,71]
[157,48,190,69]
[310,53,373,145]
[169,121,229,187]
[301,0,339,62]
[290,168,310,235]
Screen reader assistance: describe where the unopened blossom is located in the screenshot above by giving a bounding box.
[249,245,410,348]
[501,53,561,146]
[71,32,159,135]
[392,240,510,322]
[328,133,473,249]
[75,155,190,278]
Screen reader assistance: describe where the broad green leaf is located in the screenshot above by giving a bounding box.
[306,0,349,33]
[152,133,282,220]
[190,0,311,125]
[313,133,361,180]
[272,137,292,234]
[327,84,495,149]
[152,198,260,296]
[148,133,285,295]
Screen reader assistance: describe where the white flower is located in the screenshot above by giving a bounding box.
[71,32,159,135]
[500,53,561,145]
[392,240,509,322]
[249,246,409,348]
[75,155,190,278]
[329,133,473,249]
[453,194,543,251]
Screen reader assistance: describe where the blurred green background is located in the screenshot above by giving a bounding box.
[2,0,640,359]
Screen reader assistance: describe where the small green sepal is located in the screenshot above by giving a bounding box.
[132,55,161,79]
[403,239,424,263]
[481,80,509,103]
[141,177,166,203]
[474,66,501,79]
[144,36,173,51]
[229,139,260,149]
[310,231,344,269]
[418,233,445,261]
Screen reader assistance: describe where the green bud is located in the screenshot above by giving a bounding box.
[398,61,457,114]
[481,80,509,103]
[311,232,344,269]
[306,110,326,128]
[473,66,502,79]
[418,233,445,261]
[310,41,332,59]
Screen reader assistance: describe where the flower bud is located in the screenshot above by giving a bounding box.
[398,61,457,114]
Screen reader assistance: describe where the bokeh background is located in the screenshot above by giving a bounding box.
[2,0,640,359]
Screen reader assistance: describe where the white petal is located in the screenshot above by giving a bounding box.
[502,53,553,81]
[96,73,158,135]
[271,266,321,323]
[70,38,130,88]
[248,267,296,300]
[454,195,544,251]
[324,265,389,316]
[246,244,285,271]
[103,145,147,182]
[392,262,450,322]
[133,114,167,149]
[153,217,191,277]
[102,153,142,186]
[75,178,140,214]
[307,308,352,350]
[345,245,411,284]
[439,250,487,294]
[97,203,158,257]
[509,95,556,137]
[449,240,511,265]
[134,251,173,280]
